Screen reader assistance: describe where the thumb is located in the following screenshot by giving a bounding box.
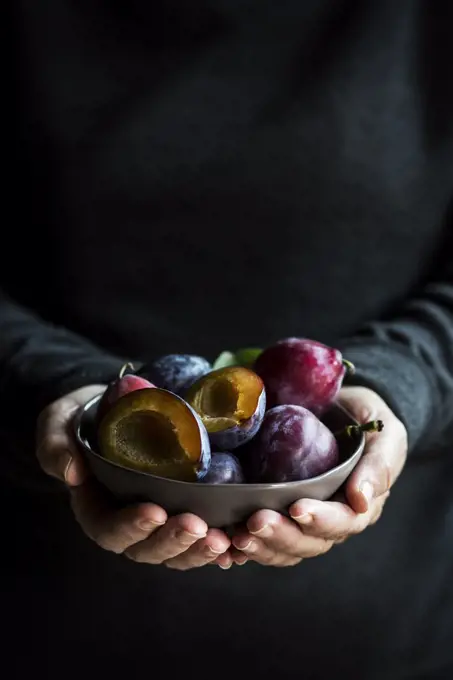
[36,385,106,487]
[337,386,408,513]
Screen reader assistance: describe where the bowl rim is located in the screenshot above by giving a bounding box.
[73,393,365,490]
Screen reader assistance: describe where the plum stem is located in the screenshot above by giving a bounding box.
[119,362,135,378]
[342,359,356,375]
[335,420,384,438]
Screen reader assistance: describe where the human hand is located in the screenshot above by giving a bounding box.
[36,385,232,570]
[230,386,408,567]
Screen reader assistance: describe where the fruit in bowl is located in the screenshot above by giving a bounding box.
[241,404,383,484]
[74,393,373,527]
[96,363,155,426]
[72,338,383,528]
[185,366,266,451]
[201,452,245,484]
[97,387,211,482]
[242,404,341,483]
[254,337,355,415]
[137,354,212,396]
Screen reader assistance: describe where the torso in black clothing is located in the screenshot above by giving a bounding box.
[10,0,452,361]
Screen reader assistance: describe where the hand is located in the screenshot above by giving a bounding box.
[230,386,408,567]
[36,385,232,570]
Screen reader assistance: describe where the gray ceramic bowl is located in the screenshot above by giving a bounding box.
[73,394,365,528]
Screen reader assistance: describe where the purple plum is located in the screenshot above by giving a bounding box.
[254,337,355,416]
[138,354,212,396]
[244,404,340,483]
[96,363,155,427]
[200,452,245,484]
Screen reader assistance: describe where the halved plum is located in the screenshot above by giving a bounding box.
[97,388,211,482]
[186,366,266,450]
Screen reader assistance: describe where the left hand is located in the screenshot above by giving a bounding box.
[226,386,408,567]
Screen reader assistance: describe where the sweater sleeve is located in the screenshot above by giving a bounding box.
[0,289,127,430]
[337,222,453,455]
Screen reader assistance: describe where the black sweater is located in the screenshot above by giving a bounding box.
[3,3,453,677]
[5,0,453,458]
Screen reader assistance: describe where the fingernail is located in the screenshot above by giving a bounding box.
[219,563,232,570]
[176,528,207,540]
[291,512,313,525]
[187,530,207,539]
[138,519,165,531]
[239,540,256,553]
[62,454,74,483]
[206,545,225,555]
[250,524,273,538]
[235,557,248,566]
[359,481,374,504]
[243,541,256,553]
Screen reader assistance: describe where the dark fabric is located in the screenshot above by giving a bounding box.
[0,292,125,422]
[4,456,453,680]
[3,1,453,677]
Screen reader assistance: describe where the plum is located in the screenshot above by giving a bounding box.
[138,354,212,396]
[97,387,211,482]
[186,366,266,451]
[244,404,340,483]
[254,337,355,416]
[96,363,155,425]
[200,452,245,484]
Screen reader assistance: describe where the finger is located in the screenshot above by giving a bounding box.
[346,419,406,513]
[289,499,369,541]
[70,480,167,553]
[233,535,304,567]
[36,398,95,486]
[228,549,248,566]
[245,509,333,557]
[370,495,388,524]
[232,529,309,566]
[289,492,390,541]
[165,529,230,571]
[215,554,234,570]
[338,387,408,513]
[125,514,207,564]
[232,532,283,565]
[37,432,89,487]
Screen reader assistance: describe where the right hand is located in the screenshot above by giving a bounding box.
[36,385,234,570]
